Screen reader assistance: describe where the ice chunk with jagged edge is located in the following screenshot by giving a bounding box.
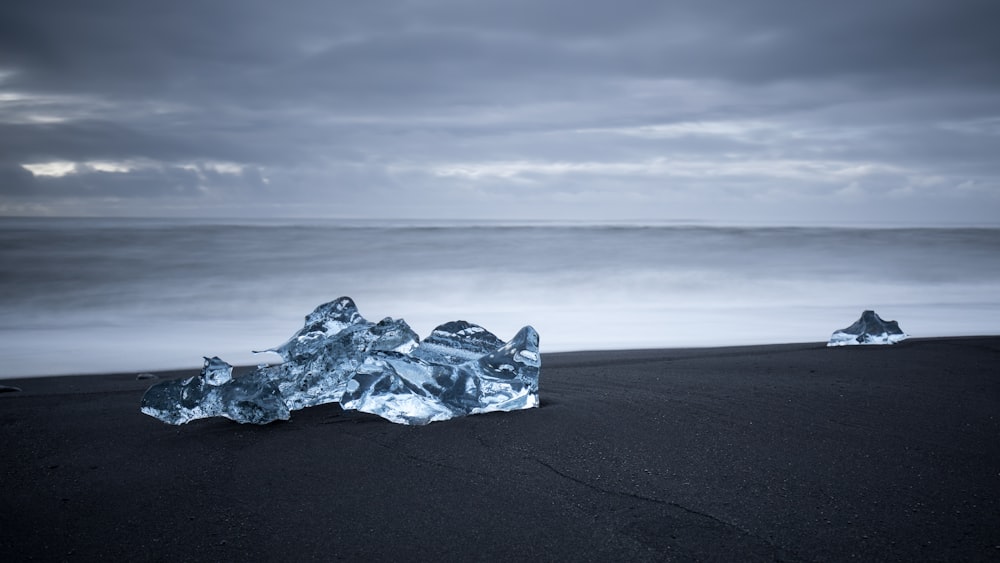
[140,357,290,424]
[828,310,908,346]
[341,324,540,425]
[255,298,420,411]
[140,297,540,426]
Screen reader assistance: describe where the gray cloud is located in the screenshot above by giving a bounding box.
[1,0,998,223]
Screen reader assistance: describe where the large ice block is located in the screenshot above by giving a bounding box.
[828,310,908,346]
[140,297,540,425]
[341,324,540,425]
[255,297,421,411]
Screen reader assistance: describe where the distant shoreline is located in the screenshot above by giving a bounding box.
[1,334,996,383]
[1,335,996,382]
[4,215,1000,229]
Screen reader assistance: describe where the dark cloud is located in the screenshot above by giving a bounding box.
[6,1,997,100]
[0,0,998,223]
[0,162,274,201]
[0,164,35,195]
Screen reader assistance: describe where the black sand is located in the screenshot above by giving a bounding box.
[2,337,999,561]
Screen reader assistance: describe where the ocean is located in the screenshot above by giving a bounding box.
[2,218,998,378]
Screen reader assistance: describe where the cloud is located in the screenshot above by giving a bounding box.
[0,0,998,223]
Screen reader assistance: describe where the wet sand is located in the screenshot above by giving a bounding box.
[2,337,999,561]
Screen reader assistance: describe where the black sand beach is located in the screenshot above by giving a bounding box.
[2,337,998,562]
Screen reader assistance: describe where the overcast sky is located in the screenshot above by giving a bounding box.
[1,0,998,224]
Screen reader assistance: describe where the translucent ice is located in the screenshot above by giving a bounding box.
[140,356,290,424]
[828,310,908,346]
[140,297,540,425]
[341,324,540,425]
[254,297,421,412]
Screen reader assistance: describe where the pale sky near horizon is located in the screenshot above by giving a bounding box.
[1,0,998,225]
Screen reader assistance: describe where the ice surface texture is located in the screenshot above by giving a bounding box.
[141,297,540,425]
[828,310,908,346]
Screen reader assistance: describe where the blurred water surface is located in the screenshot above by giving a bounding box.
[2,218,998,377]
